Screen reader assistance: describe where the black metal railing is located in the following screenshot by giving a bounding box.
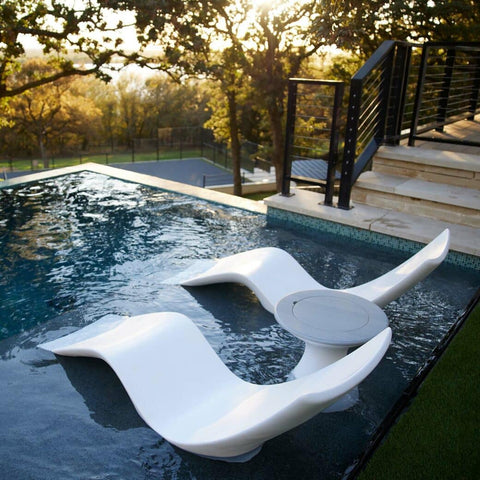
[278,42,480,208]
[282,79,344,206]
[338,41,412,209]
[338,41,480,209]
[409,42,480,146]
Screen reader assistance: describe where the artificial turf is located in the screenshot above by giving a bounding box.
[359,302,480,479]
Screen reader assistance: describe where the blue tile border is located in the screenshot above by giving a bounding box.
[267,207,480,271]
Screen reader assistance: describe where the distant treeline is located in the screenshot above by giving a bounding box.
[0,59,217,166]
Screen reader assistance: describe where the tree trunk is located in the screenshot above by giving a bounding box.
[227,90,242,196]
[38,133,49,168]
[268,104,285,192]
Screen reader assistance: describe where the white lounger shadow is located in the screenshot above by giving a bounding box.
[182,229,450,312]
[39,313,391,462]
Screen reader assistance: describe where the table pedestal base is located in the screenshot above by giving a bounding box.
[276,290,390,412]
[291,343,349,378]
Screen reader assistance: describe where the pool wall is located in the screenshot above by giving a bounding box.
[267,207,480,271]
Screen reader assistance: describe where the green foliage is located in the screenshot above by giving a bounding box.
[333,0,480,56]
[2,0,477,184]
[2,59,103,166]
[0,0,145,98]
[0,59,211,162]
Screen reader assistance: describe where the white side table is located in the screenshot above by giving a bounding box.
[275,290,389,379]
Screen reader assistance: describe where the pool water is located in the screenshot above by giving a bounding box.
[0,172,478,479]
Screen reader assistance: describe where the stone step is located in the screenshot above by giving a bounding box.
[352,171,480,228]
[373,146,480,189]
[265,188,479,257]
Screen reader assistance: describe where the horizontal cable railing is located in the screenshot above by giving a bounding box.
[283,41,479,210]
[409,42,480,146]
[338,41,412,209]
[282,79,344,206]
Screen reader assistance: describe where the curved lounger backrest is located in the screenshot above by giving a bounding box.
[182,247,322,313]
[346,229,450,307]
[39,313,391,460]
[183,230,450,312]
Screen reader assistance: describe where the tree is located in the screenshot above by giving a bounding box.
[114,71,149,146]
[329,0,480,57]
[119,0,341,192]
[81,76,119,152]
[238,1,328,190]
[106,1,245,193]
[425,0,480,42]
[142,75,211,134]
[5,59,102,166]
[0,0,136,101]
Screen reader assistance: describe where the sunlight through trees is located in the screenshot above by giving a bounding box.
[1,0,477,193]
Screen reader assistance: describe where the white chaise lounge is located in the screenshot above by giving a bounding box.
[182,229,449,388]
[39,312,391,462]
[182,229,451,311]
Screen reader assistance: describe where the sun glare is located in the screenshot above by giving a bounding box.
[251,0,311,16]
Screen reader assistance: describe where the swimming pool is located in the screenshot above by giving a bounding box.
[0,171,478,479]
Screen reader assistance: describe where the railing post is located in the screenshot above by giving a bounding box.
[435,48,456,132]
[324,82,344,206]
[409,44,430,146]
[338,78,362,210]
[386,43,412,145]
[468,52,480,120]
[282,80,298,196]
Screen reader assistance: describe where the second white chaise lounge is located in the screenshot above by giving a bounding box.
[182,229,451,311]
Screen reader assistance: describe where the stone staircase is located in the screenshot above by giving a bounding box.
[352,145,480,229]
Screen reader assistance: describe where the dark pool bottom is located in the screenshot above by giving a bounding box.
[0,172,478,479]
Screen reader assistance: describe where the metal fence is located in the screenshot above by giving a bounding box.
[0,126,272,176]
[281,79,344,206]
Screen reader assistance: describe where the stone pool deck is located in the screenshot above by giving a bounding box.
[265,189,479,258]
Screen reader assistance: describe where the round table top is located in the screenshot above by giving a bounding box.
[274,290,389,347]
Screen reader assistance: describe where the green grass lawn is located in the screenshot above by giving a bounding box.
[359,301,480,480]
[242,191,277,201]
[0,149,205,171]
